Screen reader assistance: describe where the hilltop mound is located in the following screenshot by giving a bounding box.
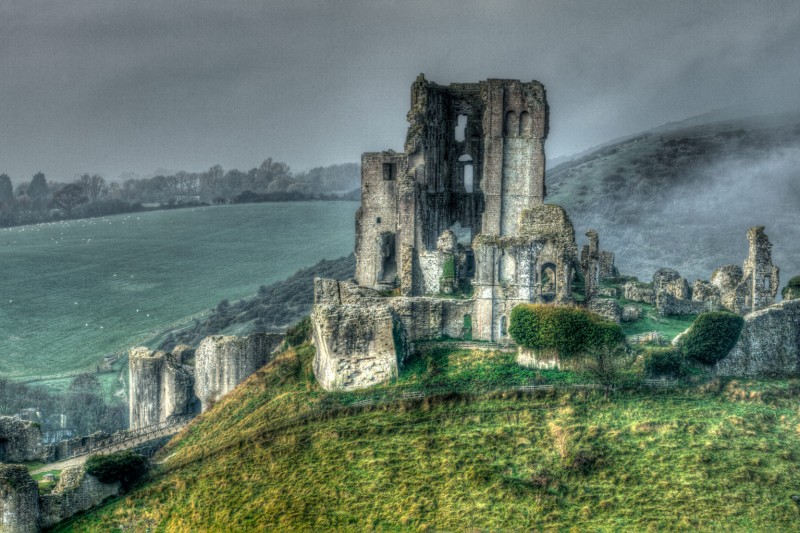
[548,113,800,281]
[58,345,800,531]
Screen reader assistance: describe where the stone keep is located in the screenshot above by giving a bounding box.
[355,75,550,300]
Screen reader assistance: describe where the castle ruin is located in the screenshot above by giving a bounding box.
[313,75,596,390]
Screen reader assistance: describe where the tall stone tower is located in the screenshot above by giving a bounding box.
[354,75,549,296]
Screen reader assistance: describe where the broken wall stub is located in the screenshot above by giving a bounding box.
[194,333,283,412]
[598,250,617,279]
[709,227,780,315]
[742,226,779,312]
[0,464,39,533]
[128,347,197,430]
[0,417,42,464]
[580,229,600,302]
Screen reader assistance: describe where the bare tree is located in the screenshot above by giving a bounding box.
[79,174,107,202]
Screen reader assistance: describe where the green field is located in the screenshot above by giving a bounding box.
[0,202,358,379]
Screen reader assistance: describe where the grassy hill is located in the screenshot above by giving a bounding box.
[548,112,800,282]
[57,344,800,531]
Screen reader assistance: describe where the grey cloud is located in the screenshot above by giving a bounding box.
[0,0,797,180]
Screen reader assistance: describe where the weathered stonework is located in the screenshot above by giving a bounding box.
[714,299,800,377]
[194,333,283,412]
[656,292,709,317]
[0,417,43,463]
[624,281,655,304]
[710,228,780,315]
[580,230,600,302]
[128,346,197,430]
[653,268,689,300]
[38,466,120,529]
[621,304,641,322]
[588,298,622,323]
[517,347,559,369]
[0,464,39,532]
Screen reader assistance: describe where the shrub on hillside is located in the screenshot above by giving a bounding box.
[642,347,685,377]
[678,311,744,365]
[85,450,148,489]
[509,304,624,358]
[782,275,800,300]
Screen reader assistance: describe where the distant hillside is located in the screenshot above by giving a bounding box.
[548,112,800,283]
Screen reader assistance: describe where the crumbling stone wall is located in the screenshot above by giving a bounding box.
[652,268,689,300]
[0,464,39,532]
[194,333,283,412]
[598,250,617,279]
[656,292,708,316]
[472,204,578,341]
[0,417,43,464]
[128,346,197,430]
[38,465,120,529]
[588,298,622,323]
[714,299,800,376]
[709,227,780,315]
[623,281,654,304]
[742,226,780,312]
[580,230,600,302]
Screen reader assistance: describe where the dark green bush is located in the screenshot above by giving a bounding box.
[509,304,624,358]
[285,316,312,347]
[642,347,684,377]
[782,275,800,300]
[85,450,148,489]
[679,311,744,365]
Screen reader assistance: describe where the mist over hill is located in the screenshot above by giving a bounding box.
[547,112,800,284]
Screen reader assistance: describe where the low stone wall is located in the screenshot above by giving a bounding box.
[623,282,654,304]
[715,299,800,377]
[38,466,120,529]
[587,298,622,323]
[656,292,709,317]
[0,464,120,531]
[516,347,559,369]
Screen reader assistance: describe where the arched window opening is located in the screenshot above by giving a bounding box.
[541,263,557,302]
[455,114,467,142]
[500,315,508,337]
[462,314,473,341]
[505,111,518,137]
[519,111,532,137]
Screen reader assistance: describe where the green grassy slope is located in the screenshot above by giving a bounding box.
[58,345,800,531]
[547,113,800,282]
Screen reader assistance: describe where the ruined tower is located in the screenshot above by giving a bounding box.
[355,75,549,296]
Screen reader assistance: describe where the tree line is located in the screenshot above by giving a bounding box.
[0,160,359,228]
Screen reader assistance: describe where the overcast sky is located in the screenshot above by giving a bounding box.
[1,0,798,181]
